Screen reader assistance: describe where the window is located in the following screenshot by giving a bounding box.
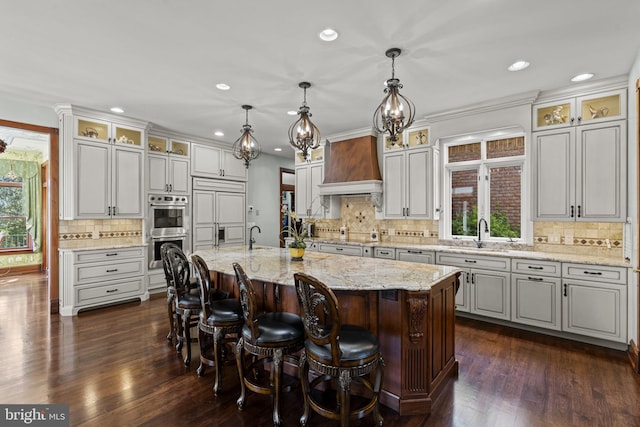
[443,133,526,243]
[0,172,32,251]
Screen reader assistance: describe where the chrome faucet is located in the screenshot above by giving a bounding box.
[249,225,261,250]
[475,218,489,248]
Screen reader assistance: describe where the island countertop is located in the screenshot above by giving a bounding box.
[193,245,460,291]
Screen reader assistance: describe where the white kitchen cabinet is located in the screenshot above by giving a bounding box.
[57,106,148,220]
[436,252,511,320]
[75,139,144,219]
[383,146,438,219]
[190,143,247,181]
[295,149,339,219]
[147,136,190,194]
[192,178,246,251]
[532,120,626,222]
[373,247,396,259]
[396,249,435,264]
[59,246,148,316]
[562,262,627,343]
[511,258,562,331]
[317,242,363,257]
[532,88,626,131]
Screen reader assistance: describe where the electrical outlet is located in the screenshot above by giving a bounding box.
[564,232,573,245]
[388,228,395,236]
[548,234,560,244]
[423,229,430,237]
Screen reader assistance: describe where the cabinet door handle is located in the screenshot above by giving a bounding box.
[577,116,582,124]
[108,206,111,216]
[106,288,119,293]
[583,271,603,276]
[528,277,544,281]
[106,269,118,273]
[570,205,574,218]
[577,205,581,218]
[112,206,117,216]
[169,184,173,192]
[406,207,409,216]
[465,273,470,284]
[464,259,476,264]
[527,266,544,270]
[570,117,575,125]
[105,253,118,257]
[563,283,567,297]
[471,273,475,284]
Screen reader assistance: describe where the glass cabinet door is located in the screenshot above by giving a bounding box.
[577,89,626,125]
[75,117,110,143]
[113,125,142,147]
[407,127,429,148]
[383,133,404,150]
[148,135,168,153]
[169,140,189,156]
[295,146,324,164]
[532,100,575,131]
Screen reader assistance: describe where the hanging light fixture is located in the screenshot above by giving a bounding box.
[232,105,261,168]
[288,82,321,161]
[373,48,416,143]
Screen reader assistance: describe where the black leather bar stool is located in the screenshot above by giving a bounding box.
[232,262,305,426]
[164,244,201,367]
[294,272,384,427]
[191,254,244,394]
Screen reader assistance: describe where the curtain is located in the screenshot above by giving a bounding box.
[0,159,41,251]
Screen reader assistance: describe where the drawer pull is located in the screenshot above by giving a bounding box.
[335,248,343,251]
[407,250,422,254]
[528,277,544,281]
[106,288,119,293]
[527,266,543,270]
[380,251,390,255]
[106,269,118,273]
[105,253,118,257]
[464,259,476,264]
[583,271,602,275]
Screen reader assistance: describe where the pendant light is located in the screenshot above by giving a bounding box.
[373,48,416,142]
[288,82,321,161]
[232,105,261,168]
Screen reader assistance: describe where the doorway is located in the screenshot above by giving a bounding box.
[0,119,58,313]
[279,168,295,248]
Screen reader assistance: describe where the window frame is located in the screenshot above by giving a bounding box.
[441,129,530,244]
[0,179,34,253]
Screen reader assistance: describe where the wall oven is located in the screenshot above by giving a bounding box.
[147,194,190,269]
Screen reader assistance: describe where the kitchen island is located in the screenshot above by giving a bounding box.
[194,245,461,416]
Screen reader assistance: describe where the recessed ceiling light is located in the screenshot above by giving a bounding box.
[110,107,125,113]
[274,147,282,152]
[214,131,224,137]
[216,83,231,91]
[507,60,530,71]
[287,110,298,116]
[571,73,594,82]
[318,28,339,42]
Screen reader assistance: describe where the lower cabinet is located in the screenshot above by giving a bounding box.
[317,243,363,257]
[59,246,148,316]
[511,258,562,331]
[396,249,435,264]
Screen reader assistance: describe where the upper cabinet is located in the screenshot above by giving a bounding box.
[382,125,439,219]
[532,88,626,131]
[57,106,147,220]
[190,143,247,181]
[146,135,190,194]
[294,144,339,219]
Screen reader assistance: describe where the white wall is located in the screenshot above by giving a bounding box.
[0,97,58,128]
[247,152,295,248]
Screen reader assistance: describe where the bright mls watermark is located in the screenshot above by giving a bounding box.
[1,405,69,426]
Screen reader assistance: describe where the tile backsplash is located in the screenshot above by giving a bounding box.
[311,196,624,260]
[59,219,144,249]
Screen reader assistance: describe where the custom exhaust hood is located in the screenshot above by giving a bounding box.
[317,134,383,210]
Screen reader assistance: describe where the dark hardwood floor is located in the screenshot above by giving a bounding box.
[1,272,639,426]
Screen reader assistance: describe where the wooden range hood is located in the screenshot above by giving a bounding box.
[317,134,383,210]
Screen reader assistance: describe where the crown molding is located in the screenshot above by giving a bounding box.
[424,91,539,123]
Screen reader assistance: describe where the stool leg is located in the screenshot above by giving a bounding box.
[338,370,351,427]
[175,308,184,353]
[298,352,311,427]
[166,293,175,343]
[182,309,191,366]
[196,326,207,377]
[235,338,247,410]
[212,327,223,394]
[272,349,283,427]
[372,361,384,426]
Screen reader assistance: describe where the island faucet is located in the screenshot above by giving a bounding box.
[475,218,489,248]
[249,225,261,250]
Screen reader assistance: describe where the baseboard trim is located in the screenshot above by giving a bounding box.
[50,298,59,314]
[628,340,639,374]
[0,264,43,276]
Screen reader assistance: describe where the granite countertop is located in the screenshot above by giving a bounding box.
[309,239,630,268]
[193,245,460,292]
[59,243,147,252]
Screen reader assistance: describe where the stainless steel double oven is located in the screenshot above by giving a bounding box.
[147,194,190,269]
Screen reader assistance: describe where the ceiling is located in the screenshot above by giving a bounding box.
[2,1,639,159]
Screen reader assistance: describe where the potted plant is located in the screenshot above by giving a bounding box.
[281,209,309,261]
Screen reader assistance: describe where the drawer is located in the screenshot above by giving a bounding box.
[318,243,363,257]
[76,259,145,285]
[374,247,396,259]
[436,252,510,272]
[562,263,628,285]
[74,247,145,264]
[511,258,561,277]
[397,249,435,264]
[76,277,144,306]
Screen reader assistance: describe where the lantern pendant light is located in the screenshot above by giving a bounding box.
[373,48,416,143]
[232,105,261,168]
[288,82,321,161]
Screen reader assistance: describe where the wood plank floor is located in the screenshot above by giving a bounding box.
[1,272,639,426]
